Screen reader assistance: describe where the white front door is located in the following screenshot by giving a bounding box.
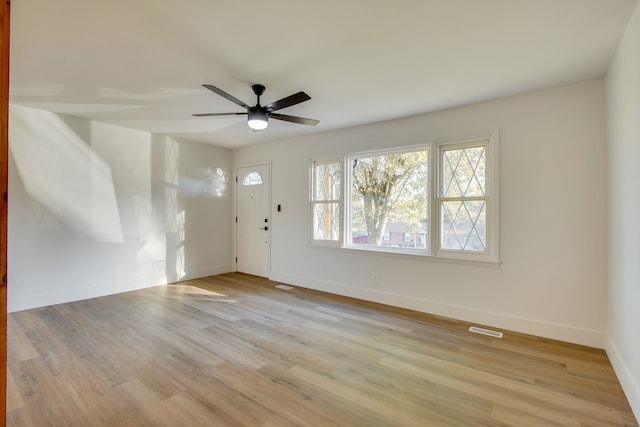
[236,164,270,277]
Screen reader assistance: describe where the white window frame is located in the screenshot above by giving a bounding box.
[309,158,343,246]
[435,133,500,263]
[345,144,431,255]
[309,131,499,264]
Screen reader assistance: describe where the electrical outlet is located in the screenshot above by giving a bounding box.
[372,273,380,285]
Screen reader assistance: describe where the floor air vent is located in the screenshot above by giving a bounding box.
[469,326,503,338]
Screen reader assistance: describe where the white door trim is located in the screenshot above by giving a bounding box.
[234,162,272,276]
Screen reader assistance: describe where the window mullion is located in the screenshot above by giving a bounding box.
[438,196,487,202]
[428,142,437,256]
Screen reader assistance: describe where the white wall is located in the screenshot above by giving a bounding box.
[8,105,233,312]
[606,1,640,419]
[234,79,608,348]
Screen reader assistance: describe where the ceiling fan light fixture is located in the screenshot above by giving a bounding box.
[247,108,268,130]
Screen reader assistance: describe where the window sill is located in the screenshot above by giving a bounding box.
[307,242,501,268]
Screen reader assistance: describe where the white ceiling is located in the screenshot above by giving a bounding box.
[9,0,638,148]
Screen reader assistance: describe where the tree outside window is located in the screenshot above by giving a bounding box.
[350,149,428,249]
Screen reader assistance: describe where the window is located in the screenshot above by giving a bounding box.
[310,159,342,242]
[439,142,487,253]
[348,148,429,252]
[242,172,263,186]
[309,133,499,263]
[436,137,498,261]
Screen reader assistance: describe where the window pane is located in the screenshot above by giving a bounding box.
[314,162,341,200]
[442,146,485,197]
[242,172,262,186]
[351,150,428,249]
[441,200,486,252]
[313,202,340,240]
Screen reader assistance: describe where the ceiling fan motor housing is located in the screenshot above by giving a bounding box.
[248,107,269,130]
[248,107,268,121]
[252,84,266,97]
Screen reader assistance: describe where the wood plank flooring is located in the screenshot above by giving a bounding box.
[6,273,638,426]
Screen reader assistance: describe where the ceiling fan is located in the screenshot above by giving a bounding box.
[193,84,319,131]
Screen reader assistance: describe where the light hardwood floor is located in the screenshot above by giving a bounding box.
[6,273,638,426]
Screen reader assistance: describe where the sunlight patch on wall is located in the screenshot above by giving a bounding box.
[176,210,186,280]
[9,104,124,242]
[164,137,186,280]
[134,194,166,272]
[180,166,228,197]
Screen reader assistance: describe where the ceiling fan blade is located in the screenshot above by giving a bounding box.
[203,84,251,109]
[263,91,311,112]
[269,113,319,126]
[192,112,247,117]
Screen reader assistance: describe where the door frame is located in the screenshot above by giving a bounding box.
[1,1,9,421]
[233,162,272,276]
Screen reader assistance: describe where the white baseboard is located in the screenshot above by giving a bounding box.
[269,271,605,348]
[8,263,233,313]
[8,275,169,313]
[606,336,640,422]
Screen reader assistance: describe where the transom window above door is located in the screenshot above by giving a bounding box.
[242,172,263,186]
